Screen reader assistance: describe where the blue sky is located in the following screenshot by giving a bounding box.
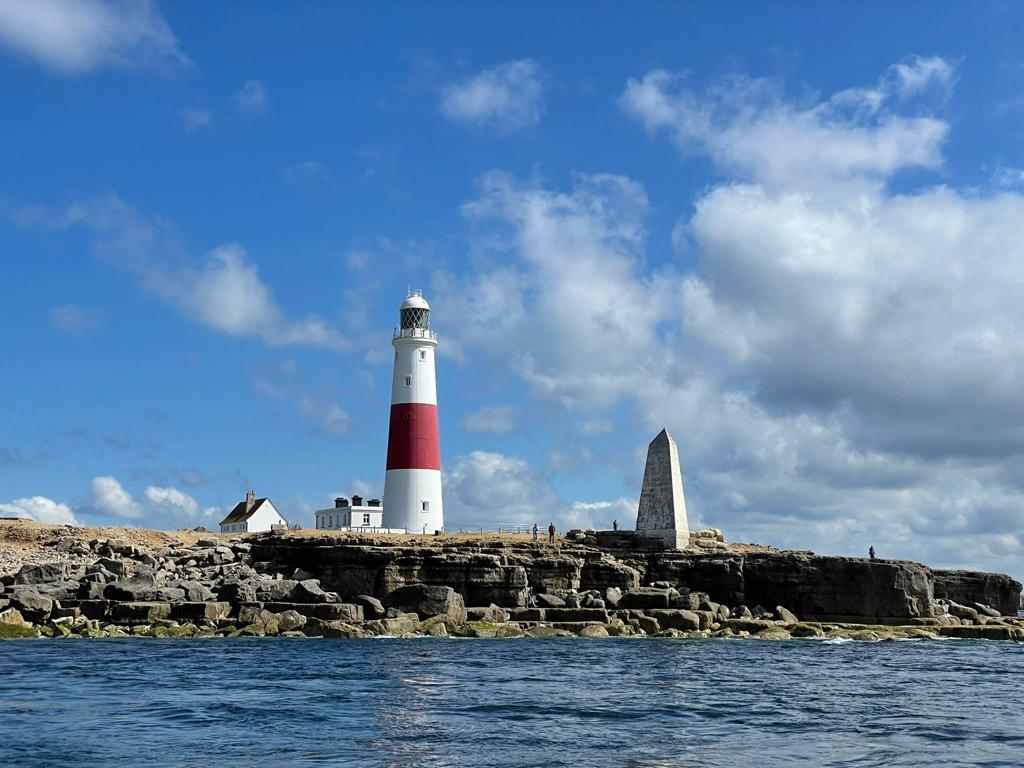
[3,1,1024,578]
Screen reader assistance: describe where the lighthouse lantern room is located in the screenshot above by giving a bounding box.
[382,290,444,533]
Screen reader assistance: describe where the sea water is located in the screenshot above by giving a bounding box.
[1,637,1022,767]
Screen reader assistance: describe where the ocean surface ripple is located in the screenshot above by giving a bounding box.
[1,638,1022,767]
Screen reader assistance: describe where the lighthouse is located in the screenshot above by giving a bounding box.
[382,290,444,533]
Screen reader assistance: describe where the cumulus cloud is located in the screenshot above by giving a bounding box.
[436,57,1024,576]
[566,497,638,530]
[37,196,347,349]
[440,59,544,133]
[618,55,952,189]
[443,451,561,528]
[0,0,188,74]
[0,496,79,525]
[233,79,267,113]
[460,405,518,435]
[85,476,215,526]
[88,475,143,519]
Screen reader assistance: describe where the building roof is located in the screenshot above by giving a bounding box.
[220,498,272,525]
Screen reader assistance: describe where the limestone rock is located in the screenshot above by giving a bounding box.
[383,584,467,623]
[775,606,799,624]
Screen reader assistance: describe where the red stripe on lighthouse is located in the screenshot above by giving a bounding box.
[386,403,441,470]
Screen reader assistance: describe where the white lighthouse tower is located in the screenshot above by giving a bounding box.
[382,290,444,533]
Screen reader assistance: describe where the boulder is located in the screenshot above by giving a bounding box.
[722,618,776,634]
[648,609,701,631]
[309,619,368,638]
[171,581,216,602]
[104,573,158,601]
[353,595,385,618]
[578,625,610,638]
[264,602,363,622]
[0,607,29,627]
[603,587,622,608]
[287,579,330,603]
[974,602,1002,618]
[277,610,307,632]
[256,579,299,602]
[237,606,280,635]
[15,562,66,585]
[467,605,509,623]
[775,606,799,624]
[526,625,574,638]
[9,587,53,620]
[536,593,566,608]
[364,613,419,636]
[947,602,979,621]
[218,580,258,604]
[383,584,467,623]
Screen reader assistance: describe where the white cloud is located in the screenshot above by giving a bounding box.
[0,0,187,74]
[50,303,101,333]
[143,485,216,521]
[618,56,952,190]
[566,497,637,530]
[180,108,211,133]
[49,196,347,349]
[233,79,267,113]
[460,405,517,435]
[440,59,544,133]
[443,451,561,528]
[0,496,79,525]
[434,58,1024,576]
[89,475,143,519]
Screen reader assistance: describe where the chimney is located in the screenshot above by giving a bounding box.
[335,497,349,508]
[245,489,255,512]
[368,498,381,507]
[352,495,364,507]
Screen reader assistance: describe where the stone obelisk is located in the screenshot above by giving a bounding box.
[635,429,690,549]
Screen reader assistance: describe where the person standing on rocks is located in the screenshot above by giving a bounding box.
[548,522,556,545]
[869,546,876,560]
[532,523,539,542]
[612,519,619,531]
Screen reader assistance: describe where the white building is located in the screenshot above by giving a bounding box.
[315,495,385,530]
[219,490,288,534]
[382,290,444,533]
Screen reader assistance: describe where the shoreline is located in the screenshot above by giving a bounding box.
[2,519,1021,643]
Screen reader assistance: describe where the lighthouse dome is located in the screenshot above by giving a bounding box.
[400,290,430,311]
[399,289,431,330]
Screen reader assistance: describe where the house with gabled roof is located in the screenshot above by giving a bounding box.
[219,489,288,534]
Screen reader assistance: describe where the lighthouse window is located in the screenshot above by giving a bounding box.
[419,350,427,361]
[422,500,430,512]
[404,375,412,387]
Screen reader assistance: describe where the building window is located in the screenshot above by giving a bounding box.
[422,500,430,512]
[419,350,427,361]
[404,374,412,387]
[363,513,371,525]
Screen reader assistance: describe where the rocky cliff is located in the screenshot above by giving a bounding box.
[0,522,1020,641]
